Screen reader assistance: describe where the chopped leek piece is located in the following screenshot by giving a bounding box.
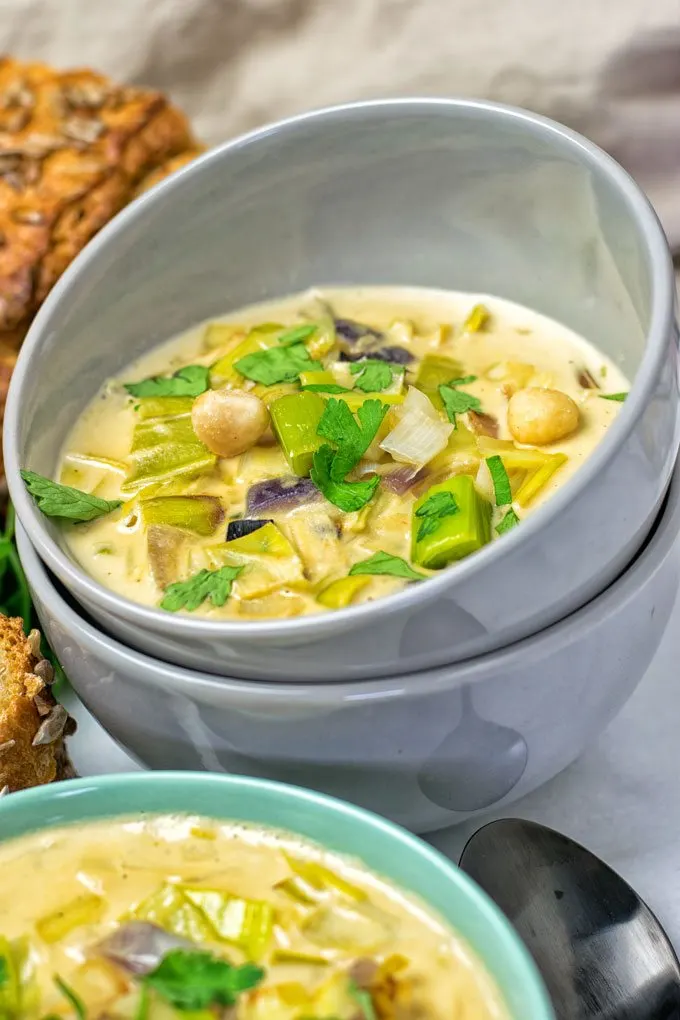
[461,303,490,332]
[271,949,330,966]
[306,313,337,360]
[342,392,404,411]
[54,975,87,1020]
[122,411,216,497]
[379,387,452,467]
[208,522,305,598]
[514,453,567,507]
[36,892,104,943]
[270,392,326,476]
[284,856,367,901]
[180,888,273,961]
[0,937,39,1019]
[476,436,553,471]
[287,512,347,583]
[415,354,463,409]
[275,877,319,905]
[348,979,377,1020]
[137,396,196,419]
[203,322,245,350]
[141,495,224,536]
[317,575,370,609]
[210,324,283,388]
[301,905,387,952]
[130,883,216,944]
[239,981,310,1020]
[412,476,491,568]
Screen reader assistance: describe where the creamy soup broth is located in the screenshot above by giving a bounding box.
[0,814,506,1019]
[55,287,628,619]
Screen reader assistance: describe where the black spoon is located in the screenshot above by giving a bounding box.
[460,819,680,1020]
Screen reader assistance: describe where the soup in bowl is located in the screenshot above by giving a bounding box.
[0,772,553,1019]
[31,286,628,622]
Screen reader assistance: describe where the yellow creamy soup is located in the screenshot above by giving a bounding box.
[0,815,505,1019]
[52,287,628,620]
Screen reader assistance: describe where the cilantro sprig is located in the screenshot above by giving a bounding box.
[310,398,389,512]
[349,551,426,581]
[161,565,243,612]
[600,392,628,402]
[415,491,459,541]
[277,324,318,347]
[439,378,482,426]
[143,950,264,1011]
[235,343,319,386]
[349,360,401,393]
[124,365,210,399]
[21,470,122,523]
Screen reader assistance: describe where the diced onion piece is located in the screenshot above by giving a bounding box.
[380,386,453,466]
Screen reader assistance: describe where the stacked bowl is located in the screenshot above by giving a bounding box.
[5,99,680,833]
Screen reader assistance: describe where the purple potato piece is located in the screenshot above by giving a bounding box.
[334,318,383,343]
[246,476,322,515]
[94,922,193,975]
[382,466,428,494]
[226,518,273,541]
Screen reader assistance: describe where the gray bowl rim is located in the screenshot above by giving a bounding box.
[15,453,679,701]
[6,96,676,643]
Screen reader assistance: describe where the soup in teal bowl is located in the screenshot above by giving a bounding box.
[0,771,552,1019]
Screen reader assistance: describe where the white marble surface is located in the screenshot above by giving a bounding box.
[63,581,680,946]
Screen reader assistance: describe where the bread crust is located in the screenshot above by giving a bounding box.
[0,615,75,792]
[0,57,201,347]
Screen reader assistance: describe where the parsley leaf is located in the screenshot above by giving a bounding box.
[317,398,389,481]
[486,455,512,506]
[415,490,459,541]
[600,392,628,402]
[278,324,318,346]
[301,383,351,394]
[448,375,478,387]
[439,384,482,425]
[235,343,319,385]
[349,359,398,393]
[349,980,377,1020]
[160,565,243,612]
[310,446,380,512]
[21,471,122,522]
[0,957,7,987]
[496,508,520,535]
[349,551,426,581]
[54,976,87,1020]
[124,365,210,399]
[143,950,264,1011]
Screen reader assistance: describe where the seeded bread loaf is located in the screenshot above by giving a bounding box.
[0,615,76,793]
[0,57,202,348]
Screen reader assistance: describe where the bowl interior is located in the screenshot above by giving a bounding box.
[0,772,553,1019]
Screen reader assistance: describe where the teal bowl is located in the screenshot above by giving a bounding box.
[0,771,553,1019]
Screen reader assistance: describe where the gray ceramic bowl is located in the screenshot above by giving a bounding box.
[6,99,679,681]
[17,461,680,834]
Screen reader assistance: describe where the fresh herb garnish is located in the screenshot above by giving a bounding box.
[54,976,87,1020]
[310,446,380,512]
[160,565,243,612]
[317,398,389,480]
[448,375,478,387]
[349,551,426,581]
[235,343,319,385]
[486,455,512,506]
[495,508,520,535]
[349,360,400,393]
[415,490,459,541]
[301,383,351,394]
[349,980,377,1020]
[278,324,318,347]
[143,950,264,1011]
[21,471,122,523]
[439,381,482,426]
[600,392,628,402]
[0,957,7,987]
[124,365,210,399]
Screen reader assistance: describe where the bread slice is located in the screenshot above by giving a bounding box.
[0,615,76,793]
[0,57,202,347]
